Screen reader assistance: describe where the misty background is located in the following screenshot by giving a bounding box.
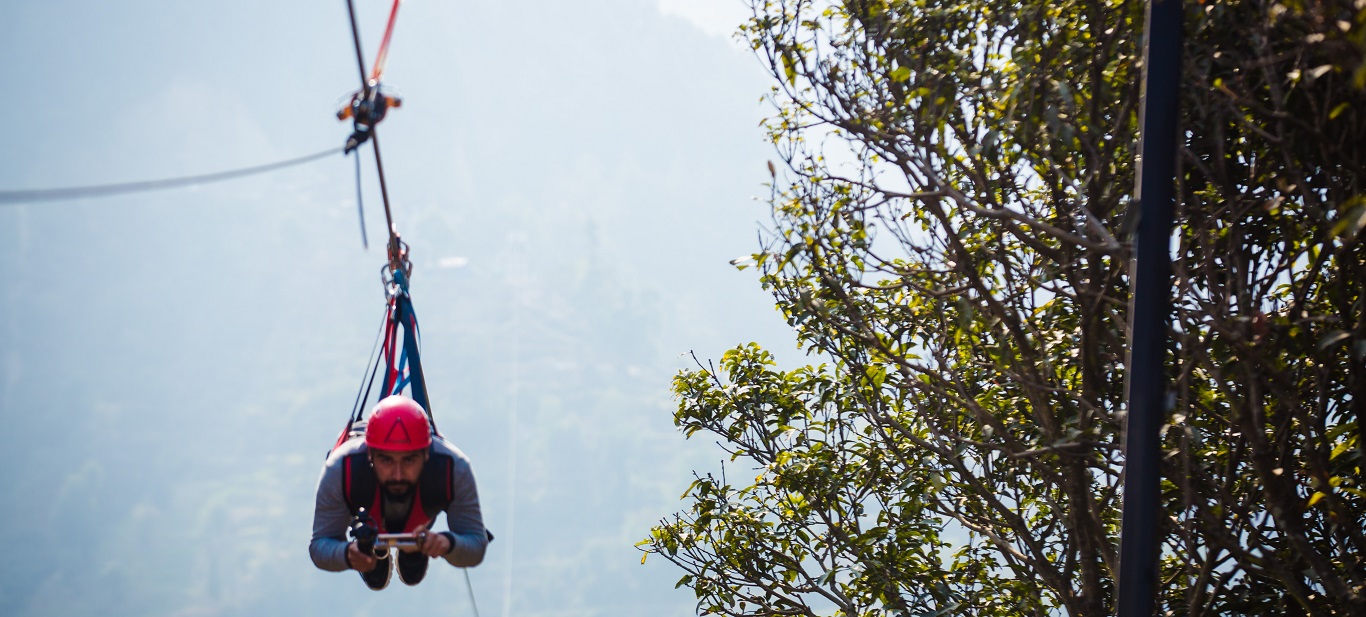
[0,0,801,615]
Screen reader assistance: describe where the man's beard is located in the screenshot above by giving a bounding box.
[382,481,415,499]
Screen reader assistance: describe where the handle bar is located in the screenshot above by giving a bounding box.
[369,531,428,557]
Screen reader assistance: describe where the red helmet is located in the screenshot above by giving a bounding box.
[365,395,432,452]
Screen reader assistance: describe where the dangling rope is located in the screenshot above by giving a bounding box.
[353,150,368,249]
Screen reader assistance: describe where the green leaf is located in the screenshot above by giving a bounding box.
[867,364,888,390]
[781,51,797,86]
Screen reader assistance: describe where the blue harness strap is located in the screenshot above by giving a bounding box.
[375,284,436,434]
[392,343,410,394]
[396,293,432,423]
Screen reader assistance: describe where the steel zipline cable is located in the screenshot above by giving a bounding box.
[0,146,343,206]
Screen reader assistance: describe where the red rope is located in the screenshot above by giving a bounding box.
[381,296,401,396]
[369,0,403,84]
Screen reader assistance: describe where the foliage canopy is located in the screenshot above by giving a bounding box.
[642,0,1366,614]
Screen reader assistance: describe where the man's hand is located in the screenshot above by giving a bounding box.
[347,540,378,573]
[413,523,452,557]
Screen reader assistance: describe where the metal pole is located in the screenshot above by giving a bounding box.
[1116,0,1182,614]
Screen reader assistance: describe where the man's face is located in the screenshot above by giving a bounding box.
[370,448,426,498]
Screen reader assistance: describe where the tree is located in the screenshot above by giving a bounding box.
[641,0,1366,615]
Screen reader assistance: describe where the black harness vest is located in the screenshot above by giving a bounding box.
[340,450,455,533]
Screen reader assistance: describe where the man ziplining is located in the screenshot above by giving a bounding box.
[308,0,493,593]
[310,395,489,589]
[306,258,493,592]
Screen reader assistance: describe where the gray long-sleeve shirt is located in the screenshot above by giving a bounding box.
[310,436,488,571]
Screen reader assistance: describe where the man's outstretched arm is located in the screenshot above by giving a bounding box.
[310,454,354,572]
[440,454,489,567]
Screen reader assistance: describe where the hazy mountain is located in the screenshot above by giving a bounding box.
[0,1,799,615]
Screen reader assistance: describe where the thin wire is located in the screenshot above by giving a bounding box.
[350,304,392,425]
[356,325,387,423]
[0,147,342,206]
[464,569,482,617]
